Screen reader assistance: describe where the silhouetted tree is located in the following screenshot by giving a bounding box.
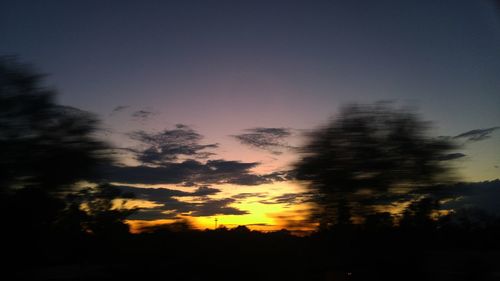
[399,197,439,231]
[0,57,109,193]
[363,212,394,231]
[294,103,457,229]
[63,183,136,238]
[0,58,132,265]
[232,225,252,233]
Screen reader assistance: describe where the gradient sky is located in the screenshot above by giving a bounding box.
[2,0,499,231]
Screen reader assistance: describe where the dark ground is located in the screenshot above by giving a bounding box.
[6,224,500,281]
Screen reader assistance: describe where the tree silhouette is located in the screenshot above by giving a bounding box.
[63,183,136,238]
[0,58,110,193]
[0,58,132,265]
[294,103,458,228]
[399,197,439,231]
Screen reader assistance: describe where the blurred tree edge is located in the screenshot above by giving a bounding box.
[0,57,133,265]
[293,103,459,229]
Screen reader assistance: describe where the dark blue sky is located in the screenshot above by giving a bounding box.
[1,0,499,181]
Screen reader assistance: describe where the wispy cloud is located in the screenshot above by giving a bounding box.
[231,192,268,200]
[116,185,222,203]
[131,109,156,121]
[110,105,130,115]
[438,153,466,161]
[453,127,500,142]
[259,192,314,206]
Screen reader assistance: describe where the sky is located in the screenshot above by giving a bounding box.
[1,0,499,232]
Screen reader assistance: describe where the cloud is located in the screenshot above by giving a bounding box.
[359,180,500,216]
[129,124,218,165]
[191,186,222,196]
[453,127,500,142]
[115,185,222,203]
[189,198,249,216]
[440,180,500,214]
[113,126,292,186]
[101,159,280,186]
[117,185,191,200]
[259,192,314,206]
[110,105,129,115]
[107,125,297,221]
[231,192,268,199]
[131,109,156,121]
[128,197,248,220]
[438,153,466,161]
[129,208,178,220]
[115,184,248,220]
[233,127,293,155]
[262,170,295,181]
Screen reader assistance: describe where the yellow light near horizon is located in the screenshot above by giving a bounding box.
[121,181,315,233]
[191,201,284,231]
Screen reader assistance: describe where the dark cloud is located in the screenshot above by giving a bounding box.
[129,124,218,165]
[114,126,291,186]
[231,192,268,199]
[189,198,248,216]
[440,180,500,214]
[453,127,500,142]
[115,184,248,220]
[107,125,296,221]
[101,159,279,186]
[110,105,129,115]
[115,185,221,203]
[233,127,293,155]
[128,197,248,220]
[259,192,314,206]
[191,186,222,196]
[262,170,294,181]
[129,208,178,220]
[131,109,155,121]
[438,153,466,161]
[118,185,190,200]
[357,180,500,216]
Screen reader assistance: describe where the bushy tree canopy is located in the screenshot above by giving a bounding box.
[0,58,110,192]
[0,58,132,257]
[294,103,458,226]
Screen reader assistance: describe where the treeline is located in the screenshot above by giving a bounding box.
[9,213,500,281]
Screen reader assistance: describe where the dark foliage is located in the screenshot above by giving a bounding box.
[294,103,458,227]
[9,207,500,281]
[0,59,110,192]
[0,58,132,269]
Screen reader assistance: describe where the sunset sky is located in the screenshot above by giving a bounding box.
[2,0,499,232]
